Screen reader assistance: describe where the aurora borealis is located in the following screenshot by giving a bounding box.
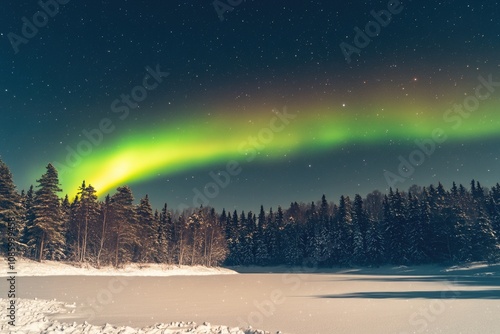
[1,1,499,211]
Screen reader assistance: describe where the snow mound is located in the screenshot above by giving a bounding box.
[0,257,237,276]
[0,298,272,334]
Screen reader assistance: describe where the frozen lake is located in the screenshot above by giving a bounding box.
[16,264,500,334]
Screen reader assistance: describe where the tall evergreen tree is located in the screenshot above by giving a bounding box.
[31,164,65,261]
[21,185,36,257]
[336,195,353,265]
[157,204,170,263]
[407,193,428,263]
[73,182,99,262]
[0,160,23,254]
[96,195,111,267]
[254,205,270,265]
[383,190,409,264]
[109,186,137,267]
[469,204,498,261]
[136,194,158,262]
[352,194,369,264]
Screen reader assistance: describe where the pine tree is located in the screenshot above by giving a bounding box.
[336,195,353,265]
[187,210,203,265]
[202,207,227,266]
[22,185,36,258]
[174,214,188,265]
[469,204,498,261]
[109,186,137,267]
[31,164,65,261]
[282,216,302,265]
[271,206,285,264]
[96,195,111,267]
[486,196,500,239]
[157,204,169,263]
[238,211,255,265]
[136,195,158,263]
[383,190,409,264]
[304,202,317,263]
[406,193,427,264]
[352,194,369,265]
[254,205,270,265]
[0,160,23,255]
[60,194,71,258]
[366,218,384,265]
[224,210,240,265]
[73,182,100,262]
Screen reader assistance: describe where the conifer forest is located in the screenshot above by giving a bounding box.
[1,160,499,268]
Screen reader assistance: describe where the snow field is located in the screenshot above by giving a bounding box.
[0,298,273,334]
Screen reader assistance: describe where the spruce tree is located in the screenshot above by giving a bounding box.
[254,205,270,265]
[157,204,169,263]
[109,186,137,267]
[352,194,369,265]
[336,195,353,265]
[96,195,111,267]
[31,163,65,261]
[74,182,99,262]
[0,160,23,254]
[282,216,302,265]
[407,193,428,263]
[470,204,498,261]
[22,185,36,257]
[136,194,158,262]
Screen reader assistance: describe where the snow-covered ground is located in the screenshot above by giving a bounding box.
[0,258,264,333]
[0,298,269,334]
[0,257,237,276]
[2,259,500,334]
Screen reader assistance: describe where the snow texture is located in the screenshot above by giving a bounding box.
[0,298,271,334]
[0,257,237,276]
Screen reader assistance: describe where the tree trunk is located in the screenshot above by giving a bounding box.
[115,234,120,268]
[97,210,107,268]
[191,229,197,266]
[76,220,81,261]
[81,214,88,262]
[38,232,45,262]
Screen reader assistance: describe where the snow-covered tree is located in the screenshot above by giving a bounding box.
[31,163,65,261]
[254,206,270,265]
[135,194,158,263]
[0,159,24,254]
[336,195,353,265]
[109,186,137,267]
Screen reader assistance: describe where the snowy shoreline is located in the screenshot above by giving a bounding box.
[0,257,238,277]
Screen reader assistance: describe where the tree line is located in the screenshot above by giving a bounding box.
[0,160,499,267]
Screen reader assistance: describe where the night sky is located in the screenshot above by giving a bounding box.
[1,1,499,212]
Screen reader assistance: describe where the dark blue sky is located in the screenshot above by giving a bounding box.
[1,1,499,212]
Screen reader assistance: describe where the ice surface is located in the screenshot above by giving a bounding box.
[2,259,500,333]
[0,298,270,334]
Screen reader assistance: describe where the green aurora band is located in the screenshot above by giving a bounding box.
[51,101,500,198]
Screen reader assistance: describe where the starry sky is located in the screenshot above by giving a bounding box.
[1,0,499,212]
